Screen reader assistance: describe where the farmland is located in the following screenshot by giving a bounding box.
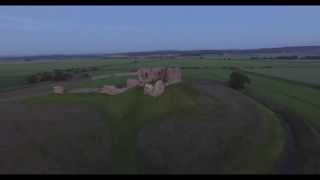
[248,67,320,86]
[2,58,320,90]
[0,59,132,89]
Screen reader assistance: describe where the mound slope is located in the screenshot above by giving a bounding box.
[7,81,285,174]
[137,80,285,174]
[0,102,112,174]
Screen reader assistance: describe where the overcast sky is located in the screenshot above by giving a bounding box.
[0,6,320,56]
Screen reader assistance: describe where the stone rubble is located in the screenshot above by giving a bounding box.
[150,80,166,97]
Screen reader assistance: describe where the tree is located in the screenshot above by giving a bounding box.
[53,70,72,81]
[27,74,41,83]
[228,71,251,90]
[40,71,54,81]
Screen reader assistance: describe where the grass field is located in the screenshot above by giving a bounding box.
[3,58,320,90]
[248,67,320,86]
[0,59,132,89]
[241,71,320,173]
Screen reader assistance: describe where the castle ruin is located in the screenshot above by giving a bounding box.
[54,67,182,97]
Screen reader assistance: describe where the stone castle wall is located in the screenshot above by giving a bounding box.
[137,67,181,85]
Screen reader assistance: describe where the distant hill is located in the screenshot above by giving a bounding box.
[0,54,111,61]
[2,45,320,61]
[114,46,320,57]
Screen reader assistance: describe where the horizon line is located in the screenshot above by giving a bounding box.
[1,44,320,59]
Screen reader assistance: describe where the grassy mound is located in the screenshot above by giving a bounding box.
[25,82,285,174]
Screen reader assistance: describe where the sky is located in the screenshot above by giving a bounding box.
[0,6,320,56]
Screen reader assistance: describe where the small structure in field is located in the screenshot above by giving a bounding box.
[53,85,64,94]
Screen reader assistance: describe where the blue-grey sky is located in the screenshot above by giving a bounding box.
[1,6,320,56]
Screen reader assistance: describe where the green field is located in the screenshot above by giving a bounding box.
[3,58,320,90]
[242,71,320,173]
[0,59,132,89]
[248,67,320,86]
